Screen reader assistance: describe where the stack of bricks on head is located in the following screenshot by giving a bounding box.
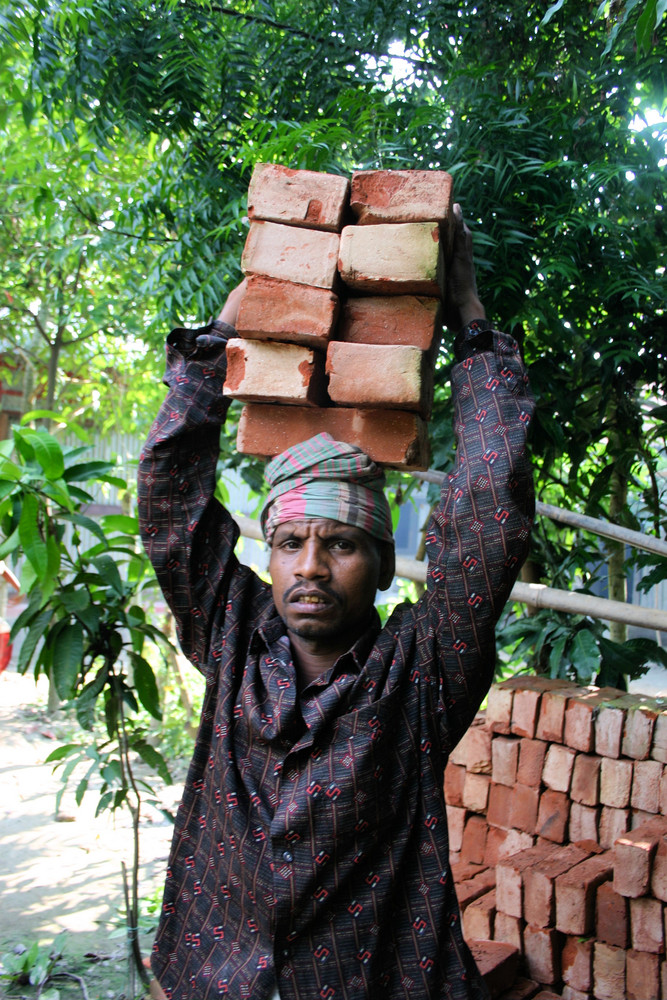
[444,675,667,999]
[225,162,454,469]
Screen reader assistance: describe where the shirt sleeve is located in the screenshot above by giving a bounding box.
[137,321,245,673]
[423,327,535,751]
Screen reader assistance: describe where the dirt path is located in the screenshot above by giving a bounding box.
[0,669,182,998]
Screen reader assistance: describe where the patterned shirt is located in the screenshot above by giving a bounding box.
[138,320,535,1000]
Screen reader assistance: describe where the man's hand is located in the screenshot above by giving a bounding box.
[444,204,486,332]
[216,278,248,328]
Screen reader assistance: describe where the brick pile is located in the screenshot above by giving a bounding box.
[226,162,455,469]
[445,675,667,999]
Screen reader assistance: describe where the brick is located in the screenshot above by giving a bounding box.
[460,814,489,866]
[497,978,540,1000]
[631,758,663,813]
[630,895,663,953]
[593,941,626,1000]
[496,843,555,919]
[626,949,660,1000]
[451,860,487,883]
[560,988,592,1000]
[450,717,493,773]
[492,736,520,787]
[595,880,629,949]
[531,993,563,1000]
[555,852,614,935]
[247,162,350,232]
[500,828,534,858]
[569,803,599,843]
[570,753,601,806]
[484,826,510,867]
[338,222,445,296]
[444,761,466,807]
[517,738,548,787]
[494,911,523,950]
[467,940,520,999]
[510,783,540,835]
[326,341,434,417]
[564,688,621,754]
[338,295,442,351]
[542,744,576,793]
[599,756,633,808]
[487,782,513,831]
[650,834,667,902]
[524,842,592,929]
[242,220,340,289]
[651,710,667,763]
[349,168,453,225]
[537,789,570,843]
[445,804,467,853]
[561,935,593,992]
[661,766,667,815]
[486,683,514,734]
[523,925,562,986]
[463,771,491,814]
[224,338,327,407]
[595,702,627,759]
[236,403,430,469]
[613,818,667,897]
[631,808,657,828]
[535,685,580,743]
[462,888,496,941]
[511,689,542,739]
[623,699,660,760]
[235,276,339,349]
[599,806,629,849]
[455,867,496,910]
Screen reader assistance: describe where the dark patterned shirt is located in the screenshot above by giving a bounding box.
[138,320,535,1000]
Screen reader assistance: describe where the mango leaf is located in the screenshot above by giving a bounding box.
[18,428,65,480]
[95,790,114,816]
[131,653,162,720]
[16,608,52,673]
[101,514,139,534]
[63,460,118,482]
[61,510,108,544]
[51,620,84,698]
[0,525,20,560]
[572,629,601,684]
[92,553,124,595]
[45,743,82,763]
[133,738,172,785]
[75,776,89,806]
[18,494,48,578]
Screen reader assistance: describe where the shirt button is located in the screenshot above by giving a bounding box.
[282,850,293,863]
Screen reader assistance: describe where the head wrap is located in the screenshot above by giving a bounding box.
[261,433,394,545]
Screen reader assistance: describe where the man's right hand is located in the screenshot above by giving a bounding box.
[444,204,486,332]
[216,278,248,329]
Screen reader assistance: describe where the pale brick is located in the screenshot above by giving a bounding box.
[561,934,593,992]
[651,710,667,763]
[510,782,540,835]
[623,699,660,760]
[444,761,465,807]
[595,702,626,759]
[630,895,663,953]
[338,222,444,296]
[462,771,490,814]
[542,743,576,793]
[242,220,340,289]
[235,275,339,348]
[599,756,633,808]
[236,403,430,469]
[564,687,622,753]
[492,736,520,787]
[535,685,580,743]
[613,818,667,897]
[349,168,453,225]
[599,806,629,849]
[569,802,599,843]
[626,949,660,1000]
[247,162,349,232]
[593,942,626,1000]
[327,342,433,416]
[224,338,327,407]
[484,826,510,866]
[555,852,614,935]
[338,295,442,352]
[560,987,591,1000]
[496,842,554,919]
[650,834,667,902]
[445,804,466,854]
[450,718,492,773]
[524,842,591,929]
[494,911,523,951]
[523,925,562,986]
[570,753,601,806]
[631,758,663,813]
[462,888,496,942]
[486,683,514,734]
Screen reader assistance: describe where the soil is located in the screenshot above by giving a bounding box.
[0,670,183,1000]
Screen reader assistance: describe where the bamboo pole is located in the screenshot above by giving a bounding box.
[232,514,667,633]
[411,471,667,559]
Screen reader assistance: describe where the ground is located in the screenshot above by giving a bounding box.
[0,670,182,1000]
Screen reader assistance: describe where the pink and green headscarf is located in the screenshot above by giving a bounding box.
[261,433,393,545]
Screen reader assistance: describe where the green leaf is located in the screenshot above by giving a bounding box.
[0,525,20,560]
[101,514,139,534]
[92,554,124,595]
[131,654,162,720]
[133,738,172,785]
[75,776,89,806]
[18,494,49,579]
[51,621,84,698]
[572,629,601,685]
[63,460,118,483]
[45,743,82,763]
[17,608,52,674]
[636,0,658,53]
[18,428,65,480]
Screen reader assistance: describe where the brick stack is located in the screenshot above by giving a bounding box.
[226,163,454,469]
[444,676,667,999]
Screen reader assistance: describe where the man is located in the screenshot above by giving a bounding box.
[138,206,535,999]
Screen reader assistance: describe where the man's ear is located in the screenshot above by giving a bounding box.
[378,542,396,592]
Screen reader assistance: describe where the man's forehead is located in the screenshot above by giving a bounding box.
[271,518,371,541]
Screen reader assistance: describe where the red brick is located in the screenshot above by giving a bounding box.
[626,949,660,1000]
[524,842,592,929]
[497,978,540,1000]
[349,169,453,225]
[613,818,667,897]
[651,710,667,763]
[486,683,514,735]
[623,699,660,760]
[462,888,496,941]
[599,756,633,808]
[555,852,614,935]
[242,220,340,289]
[449,715,492,773]
[560,988,591,1000]
[570,753,601,806]
[224,338,327,406]
[460,814,489,865]
[523,925,562,985]
[631,759,663,813]
[535,685,580,743]
[650,833,667,902]
[236,403,430,469]
[444,761,466,807]
[326,341,434,417]
[569,803,599,843]
[595,702,627,759]
[630,895,664,953]
[510,783,540,835]
[235,275,339,349]
[599,806,629,849]
[593,941,626,1000]
[445,804,467,853]
[484,826,510,867]
[247,162,350,232]
[531,993,563,1000]
[595,880,629,949]
[517,738,548,787]
[542,744,576,793]
[467,940,520,999]
[496,843,555,919]
[491,736,520,787]
[338,295,442,352]
[487,782,513,831]
[338,222,444,296]
[537,789,570,844]
[561,935,593,992]
[463,771,491,814]
[511,690,542,739]
[564,688,619,754]
[451,860,487,883]
[501,828,535,858]
[494,911,524,951]
[455,867,496,910]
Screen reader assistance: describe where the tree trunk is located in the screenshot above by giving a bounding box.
[606,464,628,646]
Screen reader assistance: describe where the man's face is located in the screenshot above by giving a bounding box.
[269,518,394,651]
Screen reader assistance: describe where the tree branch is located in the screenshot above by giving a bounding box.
[70,200,178,244]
